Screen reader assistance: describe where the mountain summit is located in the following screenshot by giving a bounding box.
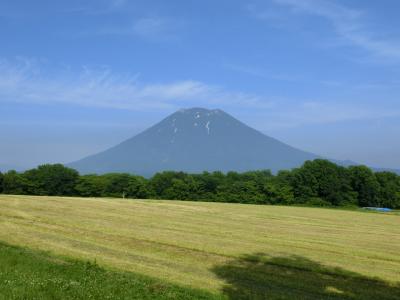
[68,108,319,175]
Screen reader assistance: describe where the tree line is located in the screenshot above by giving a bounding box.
[0,159,399,208]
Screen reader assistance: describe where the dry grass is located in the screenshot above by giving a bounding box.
[0,195,399,293]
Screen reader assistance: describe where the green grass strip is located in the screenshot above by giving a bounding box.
[0,242,221,300]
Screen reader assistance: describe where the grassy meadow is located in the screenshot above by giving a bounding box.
[0,195,400,299]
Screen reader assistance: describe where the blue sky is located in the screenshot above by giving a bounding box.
[1,0,400,169]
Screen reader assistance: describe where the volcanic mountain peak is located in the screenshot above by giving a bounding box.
[68,108,319,175]
[155,107,236,133]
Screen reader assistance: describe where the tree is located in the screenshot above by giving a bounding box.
[150,171,189,198]
[272,171,296,204]
[2,170,31,195]
[375,171,400,208]
[23,164,79,196]
[101,173,132,198]
[348,166,380,207]
[75,175,107,197]
[262,178,294,205]
[163,178,191,200]
[0,171,3,193]
[125,176,151,199]
[290,160,356,206]
[191,171,225,201]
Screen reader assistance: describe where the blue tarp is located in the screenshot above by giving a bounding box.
[363,207,393,212]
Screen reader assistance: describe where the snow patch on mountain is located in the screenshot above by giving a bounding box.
[206,121,210,135]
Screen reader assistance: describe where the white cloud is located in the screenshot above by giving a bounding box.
[0,59,269,111]
[256,0,400,61]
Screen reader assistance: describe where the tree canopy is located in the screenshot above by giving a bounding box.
[1,160,399,209]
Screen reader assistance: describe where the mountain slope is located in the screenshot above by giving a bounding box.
[68,108,321,175]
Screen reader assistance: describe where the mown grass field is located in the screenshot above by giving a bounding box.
[1,195,400,299]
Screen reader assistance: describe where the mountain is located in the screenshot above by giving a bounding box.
[68,108,323,175]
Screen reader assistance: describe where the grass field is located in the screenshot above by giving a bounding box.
[1,195,400,299]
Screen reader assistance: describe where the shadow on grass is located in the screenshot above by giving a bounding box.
[212,254,400,300]
[0,242,218,300]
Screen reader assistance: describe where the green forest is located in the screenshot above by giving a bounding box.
[1,159,399,208]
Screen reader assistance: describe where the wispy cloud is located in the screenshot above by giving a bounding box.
[0,58,269,111]
[1,58,398,128]
[65,0,128,15]
[97,17,178,41]
[109,0,126,9]
[224,63,347,87]
[224,63,303,82]
[132,17,169,39]
[252,0,400,62]
[260,100,400,130]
